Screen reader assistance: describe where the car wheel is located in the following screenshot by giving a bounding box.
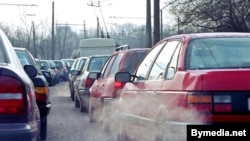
[81,95,89,113]
[71,91,74,101]
[40,117,47,140]
[79,97,86,113]
[80,102,85,112]
[75,95,80,108]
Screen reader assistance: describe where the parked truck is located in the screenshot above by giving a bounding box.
[71,38,117,59]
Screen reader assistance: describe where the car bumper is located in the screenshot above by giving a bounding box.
[44,76,53,85]
[79,88,90,98]
[38,102,52,118]
[0,122,39,141]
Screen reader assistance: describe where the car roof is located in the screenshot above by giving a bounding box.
[111,48,149,55]
[163,32,250,40]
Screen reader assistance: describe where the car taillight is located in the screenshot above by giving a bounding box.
[85,77,94,88]
[35,87,48,101]
[0,76,25,115]
[213,95,232,112]
[187,92,232,114]
[114,81,125,89]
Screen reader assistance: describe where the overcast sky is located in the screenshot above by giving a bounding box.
[0,0,171,31]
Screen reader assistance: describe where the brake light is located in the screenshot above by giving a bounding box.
[35,87,48,101]
[0,76,25,115]
[85,77,94,87]
[114,81,125,89]
[187,92,232,113]
[213,95,232,112]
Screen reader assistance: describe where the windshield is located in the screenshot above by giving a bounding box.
[185,37,250,70]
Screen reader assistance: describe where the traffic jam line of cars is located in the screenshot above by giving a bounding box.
[2,25,250,141]
[0,27,76,141]
[69,33,250,141]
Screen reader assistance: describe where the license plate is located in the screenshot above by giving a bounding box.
[248,97,250,111]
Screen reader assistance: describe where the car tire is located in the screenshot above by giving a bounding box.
[80,95,89,113]
[75,96,80,108]
[40,117,47,140]
[79,99,85,113]
[71,91,74,101]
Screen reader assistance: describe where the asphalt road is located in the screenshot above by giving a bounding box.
[46,81,116,141]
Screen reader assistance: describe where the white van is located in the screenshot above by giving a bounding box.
[72,38,116,58]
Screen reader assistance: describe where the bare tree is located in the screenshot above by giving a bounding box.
[168,0,250,32]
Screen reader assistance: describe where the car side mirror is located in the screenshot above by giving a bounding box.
[115,72,131,83]
[88,72,101,79]
[24,65,38,78]
[71,70,80,75]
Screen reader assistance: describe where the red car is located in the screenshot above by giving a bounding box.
[115,32,250,141]
[89,48,149,124]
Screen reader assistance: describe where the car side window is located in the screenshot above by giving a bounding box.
[148,40,181,80]
[77,59,86,71]
[102,56,116,78]
[135,43,165,81]
[109,54,123,76]
[0,42,6,63]
[165,41,182,79]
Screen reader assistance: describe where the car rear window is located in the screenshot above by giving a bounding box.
[15,50,33,67]
[88,57,108,72]
[119,51,148,73]
[186,37,250,70]
[40,61,50,70]
[0,42,7,63]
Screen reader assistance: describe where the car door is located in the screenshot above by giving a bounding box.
[91,55,117,98]
[119,40,182,140]
[102,53,124,98]
[143,39,182,120]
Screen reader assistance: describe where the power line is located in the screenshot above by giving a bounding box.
[109,16,152,19]
[0,3,37,6]
[56,24,83,26]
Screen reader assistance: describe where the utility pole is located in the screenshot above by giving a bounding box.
[146,0,152,48]
[83,20,87,38]
[32,21,37,58]
[97,18,100,38]
[52,1,55,60]
[154,0,160,44]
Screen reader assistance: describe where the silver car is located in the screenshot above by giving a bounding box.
[0,28,41,141]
